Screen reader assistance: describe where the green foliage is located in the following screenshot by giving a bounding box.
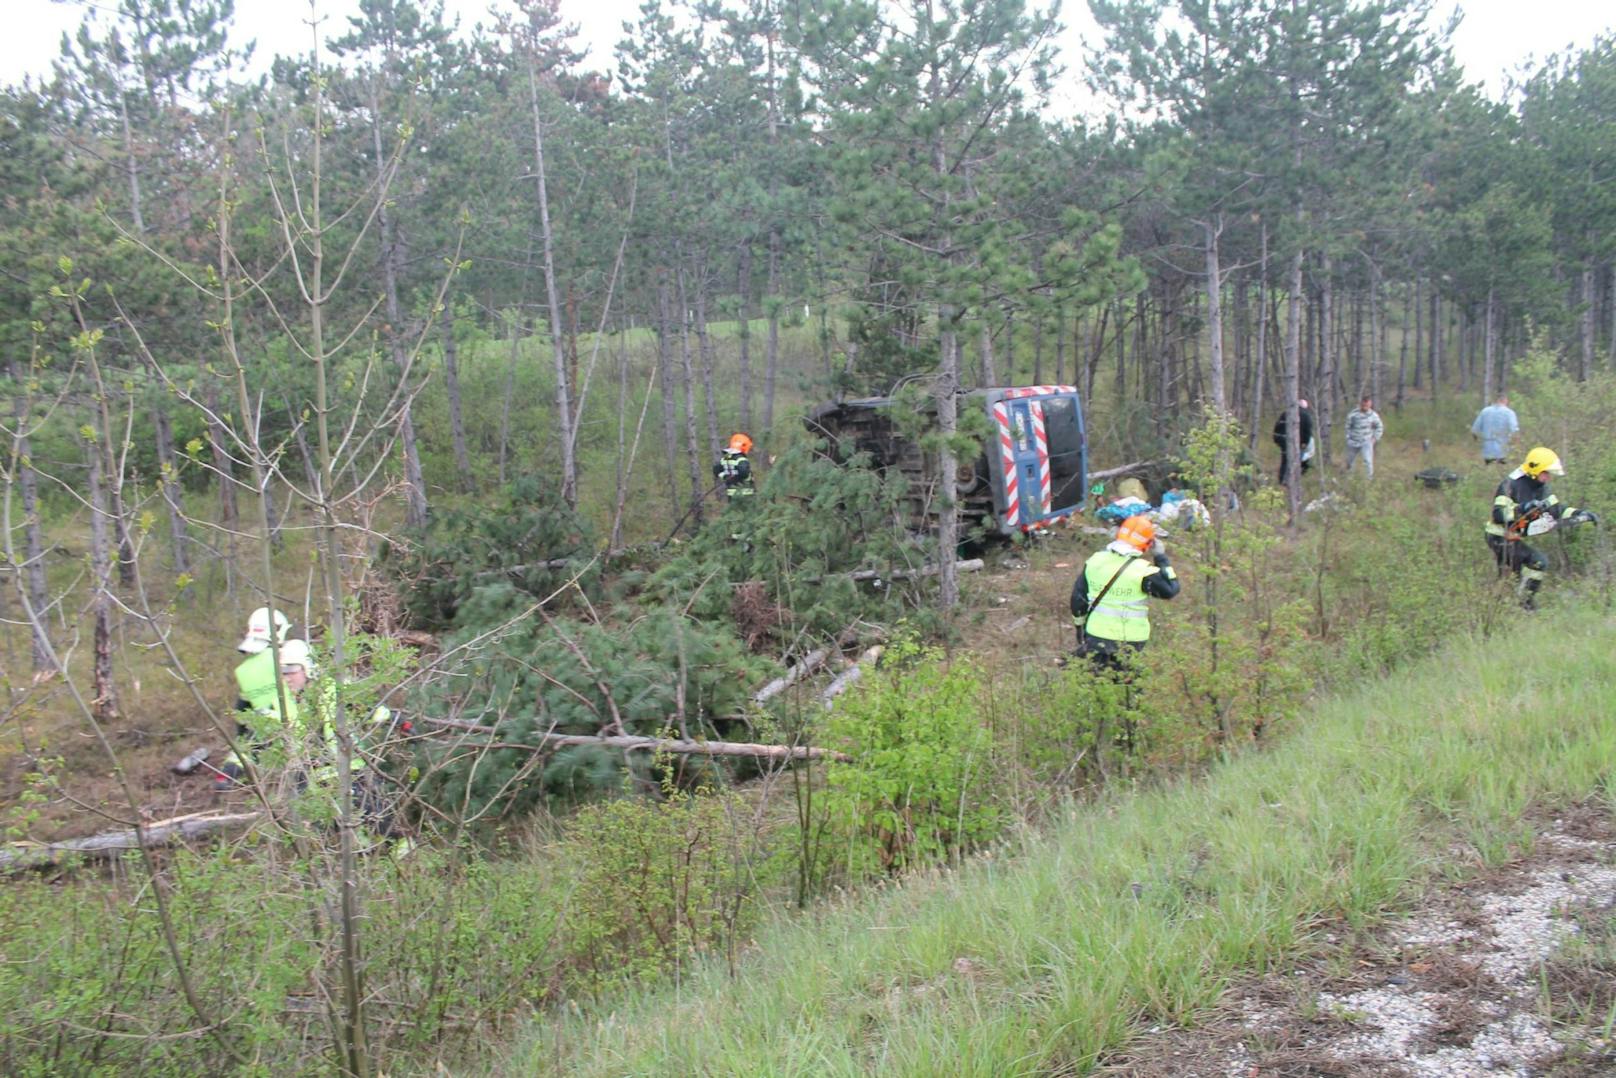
[410,607,769,822]
[819,639,1002,880]
[0,844,565,1076]
[1163,411,1314,744]
[558,788,769,995]
[385,477,599,630]
[651,442,927,641]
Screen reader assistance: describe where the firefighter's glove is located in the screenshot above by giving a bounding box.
[1150,539,1167,558]
[1521,499,1547,515]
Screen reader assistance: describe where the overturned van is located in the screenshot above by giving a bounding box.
[805,384,1089,537]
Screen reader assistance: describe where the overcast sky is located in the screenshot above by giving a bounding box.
[2,0,1612,111]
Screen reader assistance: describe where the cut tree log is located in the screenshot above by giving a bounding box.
[848,558,983,582]
[1088,459,1156,482]
[416,717,850,762]
[753,645,835,704]
[821,644,885,708]
[0,810,263,872]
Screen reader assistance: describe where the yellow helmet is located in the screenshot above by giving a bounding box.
[1522,447,1564,478]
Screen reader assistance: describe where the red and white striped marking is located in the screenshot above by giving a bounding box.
[993,401,1020,529]
[1031,402,1051,518]
[1000,385,1077,400]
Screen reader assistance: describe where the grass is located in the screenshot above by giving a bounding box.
[498,605,1616,1076]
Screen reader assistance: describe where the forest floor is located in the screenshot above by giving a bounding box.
[1097,803,1616,1076]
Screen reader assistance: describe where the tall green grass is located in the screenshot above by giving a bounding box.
[502,608,1616,1076]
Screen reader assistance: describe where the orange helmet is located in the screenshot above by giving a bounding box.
[728,432,753,454]
[1116,515,1157,553]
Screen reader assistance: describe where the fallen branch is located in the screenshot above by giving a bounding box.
[417,717,850,762]
[1089,459,1156,482]
[847,558,983,582]
[753,645,835,704]
[822,644,885,708]
[0,811,264,872]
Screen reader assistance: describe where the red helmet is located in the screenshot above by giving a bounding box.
[728,432,754,454]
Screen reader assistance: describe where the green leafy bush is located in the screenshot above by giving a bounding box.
[557,788,769,995]
[819,639,1003,880]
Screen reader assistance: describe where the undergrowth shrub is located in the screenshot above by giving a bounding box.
[557,787,769,995]
[0,844,564,1076]
[818,639,1002,881]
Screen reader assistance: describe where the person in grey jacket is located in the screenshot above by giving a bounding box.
[1471,394,1519,464]
[1342,395,1384,478]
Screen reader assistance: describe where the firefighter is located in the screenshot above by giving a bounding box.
[1485,446,1599,608]
[217,606,294,788]
[714,432,755,501]
[1070,514,1180,666]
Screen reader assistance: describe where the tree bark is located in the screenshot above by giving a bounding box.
[152,405,190,575]
[371,96,429,528]
[695,275,721,458]
[676,265,705,525]
[1202,215,1226,413]
[736,242,754,433]
[1317,253,1335,467]
[527,62,578,509]
[1283,240,1305,521]
[87,438,120,722]
[656,280,681,509]
[936,327,960,608]
[1580,262,1595,382]
[442,304,474,491]
[7,360,54,673]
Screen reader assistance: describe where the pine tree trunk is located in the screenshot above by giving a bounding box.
[676,267,705,525]
[1428,288,1441,393]
[372,106,429,528]
[1580,263,1595,382]
[1054,307,1066,385]
[1250,224,1269,452]
[979,323,997,387]
[736,243,754,433]
[695,280,721,458]
[763,229,780,435]
[498,312,519,486]
[152,406,190,576]
[442,304,474,492]
[1284,241,1305,521]
[204,381,237,535]
[936,327,960,609]
[8,359,54,673]
[1482,285,1498,403]
[1395,280,1409,410]
[657,281,680,510]
[1317,253,1334,468]
[87,439,120,722]
[527,62,578,509]
[1203,216,1226,413]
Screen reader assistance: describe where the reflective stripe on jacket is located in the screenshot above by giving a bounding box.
[1079,548,1176,644]
[1485,469,1577,538]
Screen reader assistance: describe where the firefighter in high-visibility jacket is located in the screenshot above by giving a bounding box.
[1486,446,1599,608]
[1071,514,1180,665]
[218,606,295,788]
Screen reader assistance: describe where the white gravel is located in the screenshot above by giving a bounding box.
[1231,823,1616,1076]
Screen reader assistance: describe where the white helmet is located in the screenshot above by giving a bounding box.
[238,607,292,654]
[276,638,316,679]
